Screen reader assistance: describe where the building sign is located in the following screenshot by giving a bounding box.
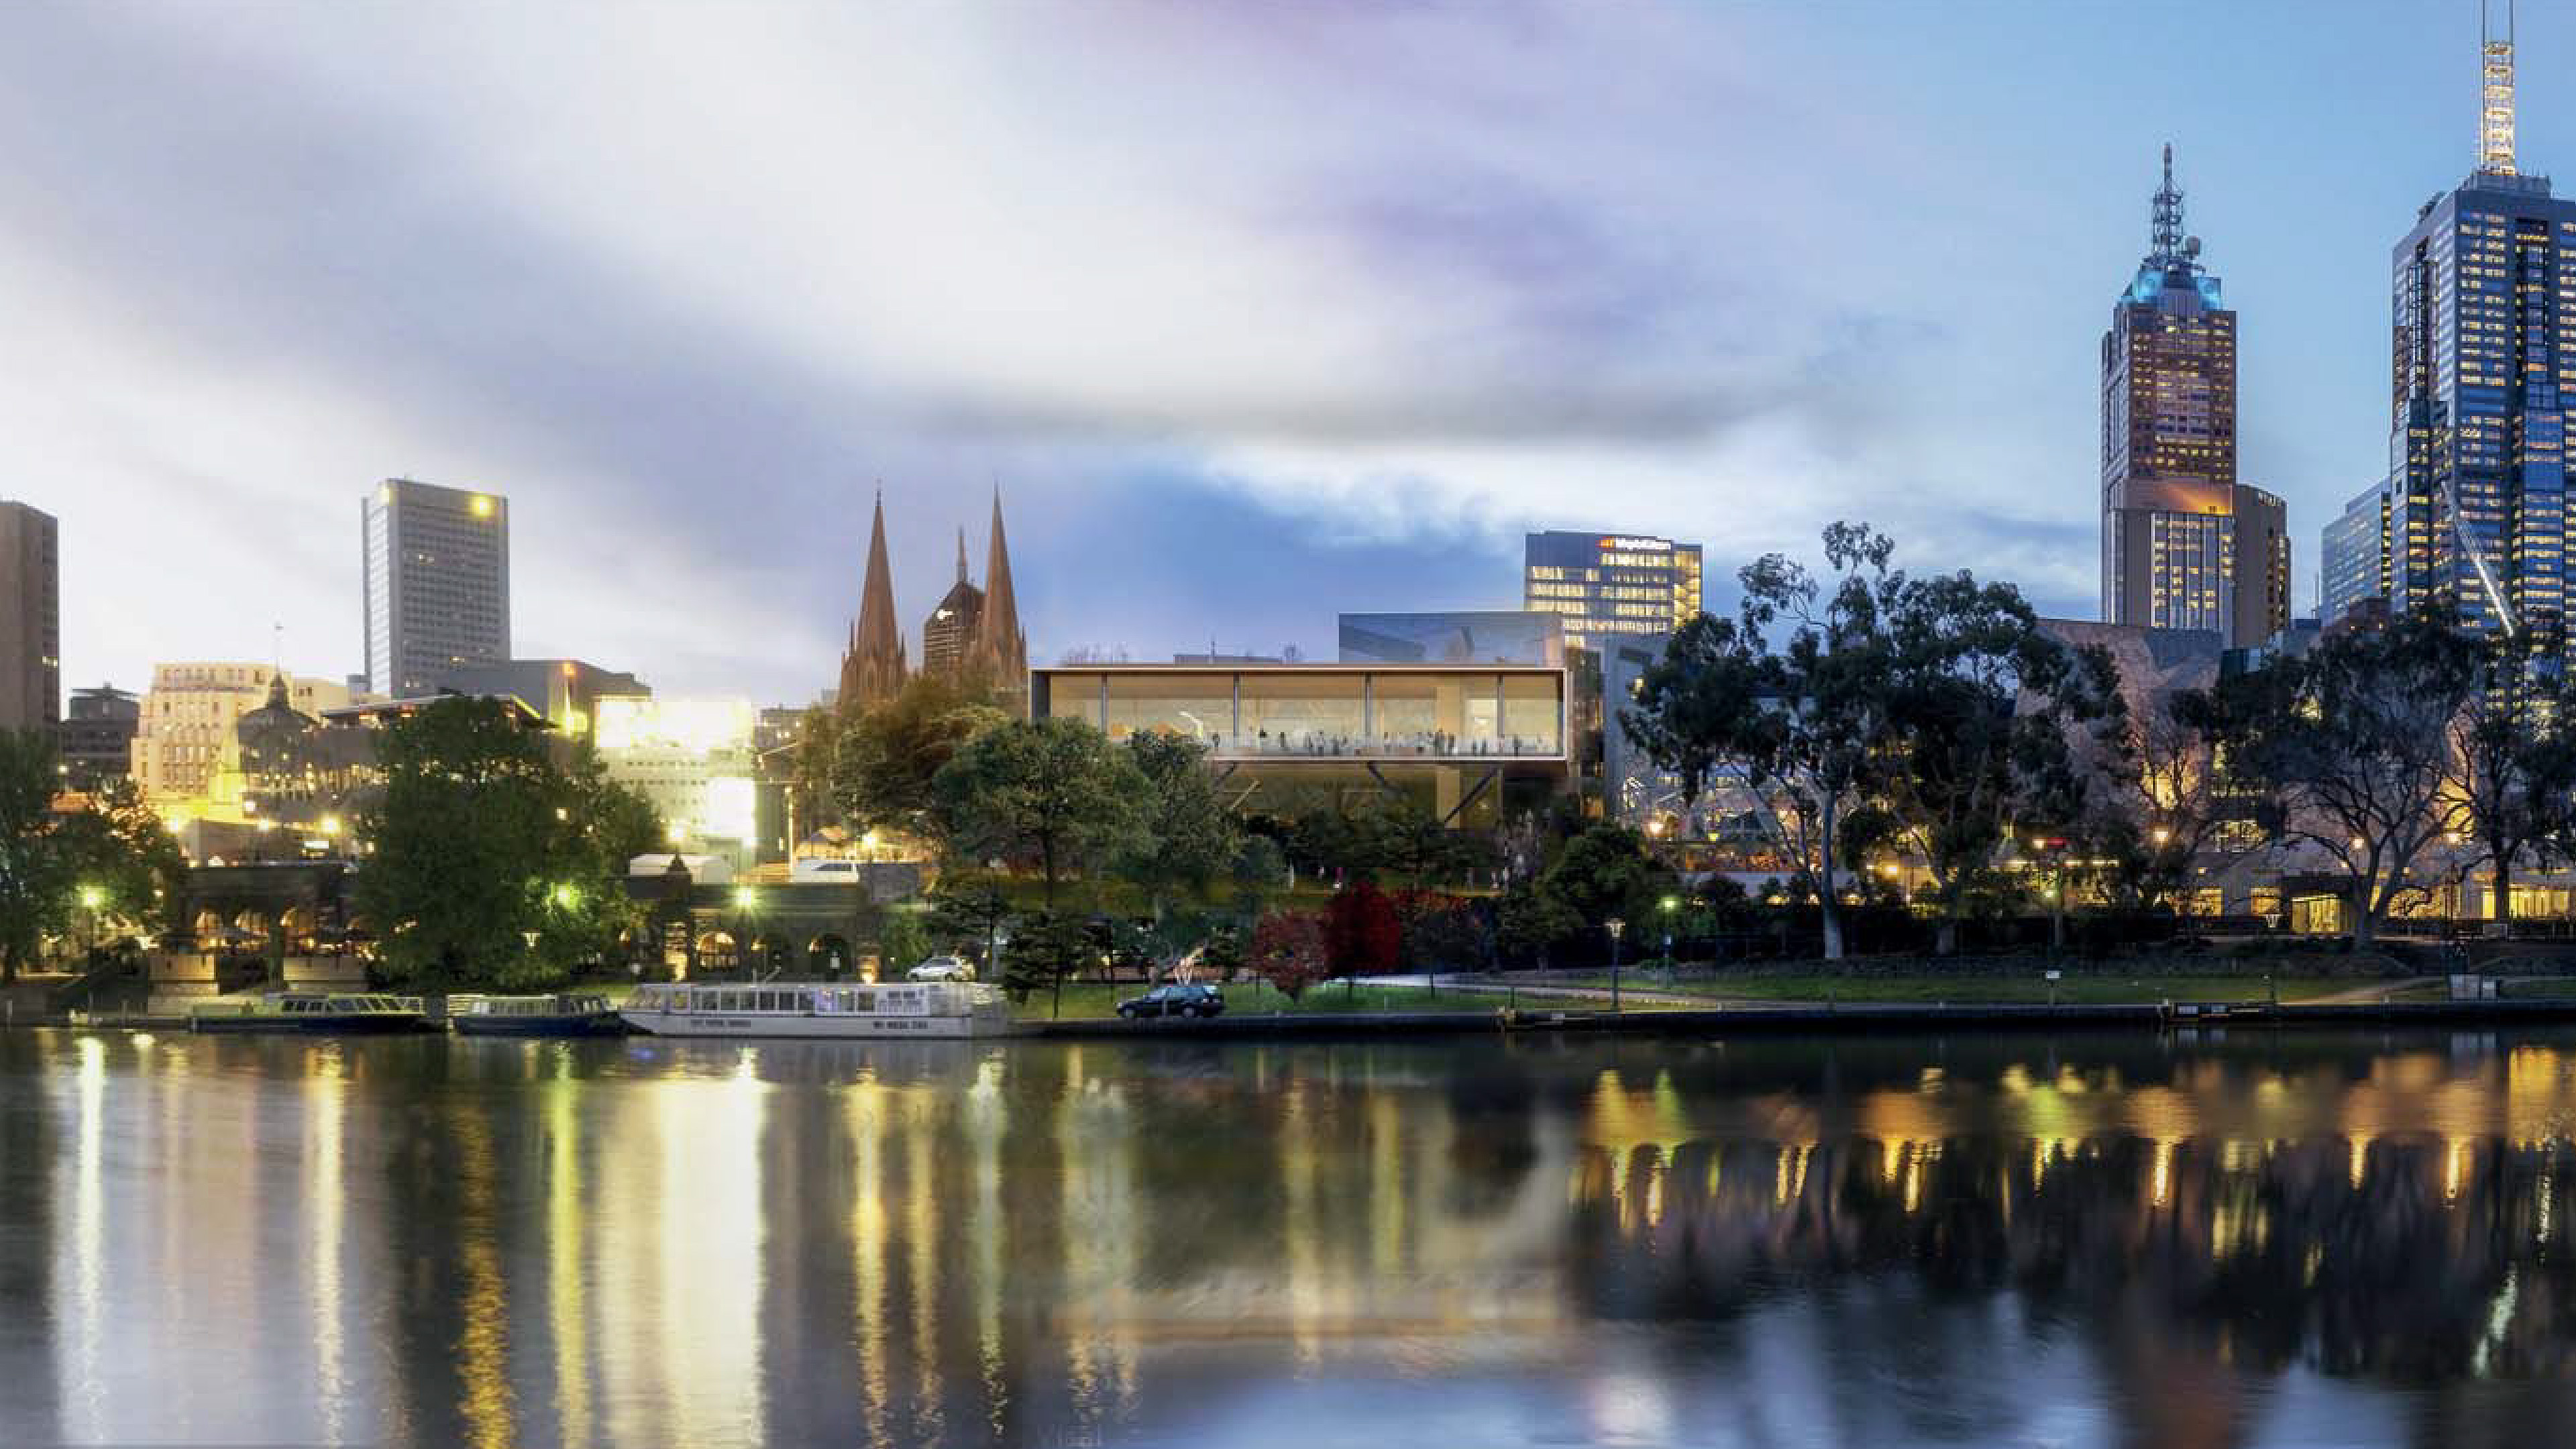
[1600,537,1672,552]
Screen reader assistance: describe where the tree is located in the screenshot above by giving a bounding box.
[1321,879,1401,995]
[1495,878,1581,969]
[927,868,1015,971]
[1624,523,1899,960]
[1859,571,2125,953]
[833,674,1008,844]
[1397,890,1489,983]
[877,906,930,975]
[358,697,654,989]
[1004,909,1096,1016]
[1116,731,1239,918]
[0,731,74,981]
[1536,824,1672,934]
[2447,646,2576,923]
[1248,910,1328,1001]
[931,716,1148,906]
[2190,616,2480,950]
[788,704,843,836]
[48,775,186,949]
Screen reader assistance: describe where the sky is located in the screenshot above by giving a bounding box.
[0,1,2546,702]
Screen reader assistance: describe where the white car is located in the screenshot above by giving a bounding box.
[907,955,975,982]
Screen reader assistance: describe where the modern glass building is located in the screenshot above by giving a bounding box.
[2320,480,2394,624]
[1336,610,1563,665]
[362,478,510,698]
[1521,532,1702,653]
[1033,663,1569,826]
[2098,148,2286,648]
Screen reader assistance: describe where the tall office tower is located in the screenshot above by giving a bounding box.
[2379,6,2576,655]
[2321,479,2396,624]
[920,528,986,680]
[964,488,1028,712]
[837,492,908,713]
[0,501,58,734]
[2100,147,2263,643]
[1521,531,1704,653]
[362,478,511,697]
[2232,484,2293,646]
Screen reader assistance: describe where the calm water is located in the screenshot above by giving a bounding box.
[5,1028,2576,1448]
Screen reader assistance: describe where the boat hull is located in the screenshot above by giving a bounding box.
[191,1015,435,1035]
[452,1013,631,1038]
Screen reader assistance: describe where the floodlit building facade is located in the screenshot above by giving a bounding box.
[131,663,361,823]
[1034,663,1569,828]
[594,696,759,867]
[1521,532,1702,653]
[362,478,511,697]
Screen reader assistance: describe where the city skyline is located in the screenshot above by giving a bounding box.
[3,3,2563,701]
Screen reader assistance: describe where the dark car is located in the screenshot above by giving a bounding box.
[1117,983,1226,1020]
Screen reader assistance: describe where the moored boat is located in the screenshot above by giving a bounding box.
[619,980,1014,1038]
[449,991,629,1037]
[189,992,435,1034]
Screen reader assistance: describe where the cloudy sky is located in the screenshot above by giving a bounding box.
[0,1,2541,701]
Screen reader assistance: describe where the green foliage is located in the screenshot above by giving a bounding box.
[1116,731,1239,914]
[357,697,656,990]
[1494,878,1582,967]
[1003,909,1097,1014]
[1536,824,1674,930]
[926,868,1014,966]
[877,906,930,975]
[1248,910,1328,1000]
[930,716,1148,905]
[833,674,1009,843]
[0,731,186,979]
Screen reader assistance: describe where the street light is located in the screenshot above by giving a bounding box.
[77,883,105,962]
[1660,894,1680,984]
[1605,916,1625,1015]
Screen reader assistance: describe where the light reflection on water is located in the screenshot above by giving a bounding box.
[4,1030,2576,1445]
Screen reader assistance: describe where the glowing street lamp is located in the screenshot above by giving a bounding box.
[1605,916,1626,1015]
[76,883,105,960]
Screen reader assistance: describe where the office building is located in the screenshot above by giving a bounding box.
[2320,480,2394,624]
[2367,15,2576,650]
[423,657,646,739]
[1337,611,1564,665]
[1522,531,1703,652]
[594,696,759,867]
[362,478,511,698]
[1035,662,1569,828]
[0,500,59,734]
[2098,148,2287,648]
[920,529,986,679]
[131,663,360,821]
[59,684,140,786]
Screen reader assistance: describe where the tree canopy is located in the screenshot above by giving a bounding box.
[930,715,1147,906]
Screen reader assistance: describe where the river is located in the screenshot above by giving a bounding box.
[3,1026,2574,1446]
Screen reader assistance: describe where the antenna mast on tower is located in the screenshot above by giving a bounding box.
[2481,0,2518,175]
[2147,144,2190,270]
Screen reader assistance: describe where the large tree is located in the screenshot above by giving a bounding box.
[0,731,185,980]
[2189,616,2480,949]
[832,674,1008,845]
[930,715,1147,906]
[358,697,659,989]
[1624,523,1898,959]
[2445,643,2576,924]
[1115,731,1239,919]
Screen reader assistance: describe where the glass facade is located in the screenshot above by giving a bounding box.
[362,478,511,697]
[1036,667,1564,759]
[1521,533,1703,653]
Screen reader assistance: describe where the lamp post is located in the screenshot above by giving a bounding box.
[1660,894,1679,985]
[77,884,105,963]
[1605,916,1625,1015]
[733,885,761,978]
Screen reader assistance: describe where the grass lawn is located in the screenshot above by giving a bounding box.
[1018,980,1481,1021]
[1515,972,2426,1006]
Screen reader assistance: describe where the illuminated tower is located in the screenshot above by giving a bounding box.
[836,490,908,712]
[2379,0,2576,655]
[2100,146,2271,643]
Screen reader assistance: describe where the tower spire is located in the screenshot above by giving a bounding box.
[956,525,969,584]
[2147,142,2186,269]
[967,483,1028,714]
[837,485,908,712]
[2481,0,2518,176]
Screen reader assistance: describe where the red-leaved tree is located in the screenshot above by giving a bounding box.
[1248,910,1328,1002]
[1322,879,1402,998]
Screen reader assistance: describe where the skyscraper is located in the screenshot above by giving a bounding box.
[920,529,986,680]
[362,478,511,697]
[2098,148,2285,647]
[2371,7,2576,653]
[0,500,58,735]
[1521,531,1703,653]
[837,491,908,712]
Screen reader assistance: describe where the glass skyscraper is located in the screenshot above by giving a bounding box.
[1521,531,1703,653]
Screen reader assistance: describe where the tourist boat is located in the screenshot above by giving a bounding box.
[448,991,629,1037]
[619,980,1015,1038]
[189,992,435,1034]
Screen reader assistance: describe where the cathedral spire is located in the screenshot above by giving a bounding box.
[967,484,1028,713]
[956,525,969,585]
[837,488,908,712]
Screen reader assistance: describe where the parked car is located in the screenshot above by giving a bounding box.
[907,955,975,982]
[1117,983,1226,1020]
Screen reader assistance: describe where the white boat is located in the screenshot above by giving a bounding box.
[619,980,1015,1039]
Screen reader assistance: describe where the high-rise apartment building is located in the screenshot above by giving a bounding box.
[1522,531,1703,653]
[0,500,60,734]
[2098,149,2288,647]
[2368,15,2576,653]
[362,478,510,698]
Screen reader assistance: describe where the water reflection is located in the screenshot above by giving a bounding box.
[3,1030,2576,1445]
